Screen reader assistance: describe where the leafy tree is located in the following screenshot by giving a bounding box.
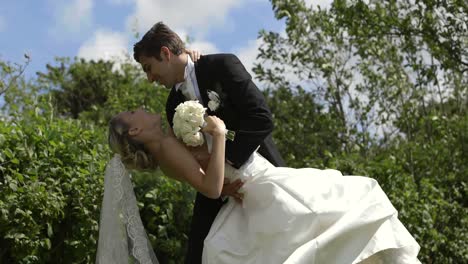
[256,0,467,262]
[257,0,466,146]
[263,86,345,168]
[0,54,30,96]
[35,57,169,126]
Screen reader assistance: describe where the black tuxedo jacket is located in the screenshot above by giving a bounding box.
[166,53,285,168]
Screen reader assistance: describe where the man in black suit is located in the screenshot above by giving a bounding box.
[133,21,285,264]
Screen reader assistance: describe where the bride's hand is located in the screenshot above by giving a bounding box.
[185,49,202,62]
[201,116,226,137]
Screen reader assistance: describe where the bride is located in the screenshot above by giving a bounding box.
[97,108,421,264]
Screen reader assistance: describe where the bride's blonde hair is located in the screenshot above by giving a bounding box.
[108,115,158,170]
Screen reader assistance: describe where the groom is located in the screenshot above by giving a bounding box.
[133,21,286,264]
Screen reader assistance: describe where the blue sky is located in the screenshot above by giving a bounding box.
[0,0,298,80]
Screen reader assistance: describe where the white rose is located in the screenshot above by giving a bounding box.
[208,90,220,101]
[190,113,205,127]
[182,101,205,114]
[183,132,204,146]
[173,100,208,147]
[173,116,187,137]
[174,122,194,137]
[208,101,220,112]
[207,90,221,111]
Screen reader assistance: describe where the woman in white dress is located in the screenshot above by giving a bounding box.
[100,109,421,264]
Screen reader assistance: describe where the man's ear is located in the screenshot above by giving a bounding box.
[160,46,171,60]
[128,127,142,136]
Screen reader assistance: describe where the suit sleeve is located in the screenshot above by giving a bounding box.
[218,54,274,168]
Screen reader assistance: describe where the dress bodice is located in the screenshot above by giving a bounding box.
[224,152,275,182]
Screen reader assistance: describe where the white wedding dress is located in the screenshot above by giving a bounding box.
[202,152,421,264]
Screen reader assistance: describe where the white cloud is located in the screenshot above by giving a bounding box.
[233,35,302,90]
[233,28,307,88]
[51,0,94,35]
[0,16,5,32]
[188,40,220,55]
[121,0,230,67]
[126,0,243,38]
[233,38,262,79]
[77,29,129,62]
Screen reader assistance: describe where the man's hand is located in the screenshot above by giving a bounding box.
[221,178,244,204]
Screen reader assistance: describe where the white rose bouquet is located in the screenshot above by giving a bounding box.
[173,100,235,147]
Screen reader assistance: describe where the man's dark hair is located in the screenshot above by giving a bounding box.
[133,21,185,62]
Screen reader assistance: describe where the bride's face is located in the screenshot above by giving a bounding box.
[118,108,162,143]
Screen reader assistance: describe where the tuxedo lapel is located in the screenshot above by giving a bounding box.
[166,87,185,127]
[194,60,210,108]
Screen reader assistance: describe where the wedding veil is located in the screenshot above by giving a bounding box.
[96,154,159,264]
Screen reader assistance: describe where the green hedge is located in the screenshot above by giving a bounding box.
[0,110,108,263]
[0,110,194,263]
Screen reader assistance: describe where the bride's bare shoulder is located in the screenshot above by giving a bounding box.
[160,136,188,160]
[161,134,181,147]
[158,136,203,181]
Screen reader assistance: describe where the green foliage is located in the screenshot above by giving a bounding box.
[0,54,30,96]
[259,0,466,146]
[264,86,345,168]
[1,57,194,263]
[257,1,467,262]
[0,105,109,263]
[36,57,169,126]
[132,171,194,264]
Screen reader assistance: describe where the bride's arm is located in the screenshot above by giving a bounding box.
[158,117,226,199]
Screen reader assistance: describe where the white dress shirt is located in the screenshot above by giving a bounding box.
[174,56,203,103]
[174,55,213,153]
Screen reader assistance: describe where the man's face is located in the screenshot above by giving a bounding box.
[138,51,175,89]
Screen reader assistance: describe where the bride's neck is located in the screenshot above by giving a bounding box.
[145,133,170,163]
